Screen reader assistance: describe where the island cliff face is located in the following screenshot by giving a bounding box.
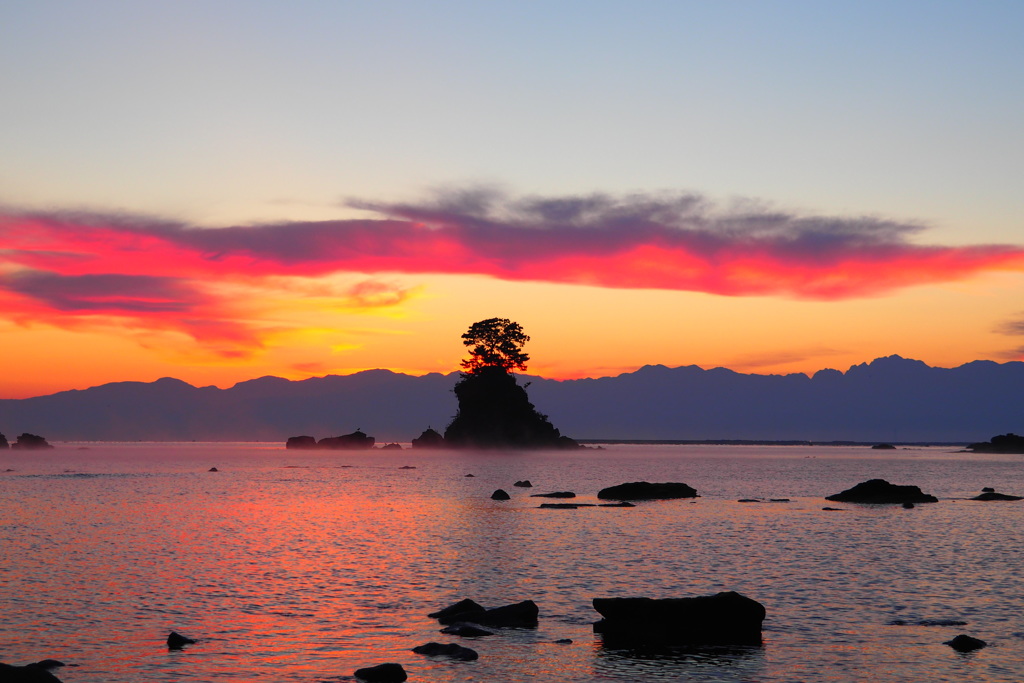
[443,367,577,449]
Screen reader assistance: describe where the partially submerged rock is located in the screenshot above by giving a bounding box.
[597,482,698,500]
[491,489,511,500]
[513,480,532,487]
[440,623,494,637]
[285,435,317,449]
[593,591,765,646]
[825,479,937,504]
[167,631,196,649]
[353,662,407,682]
[431,599,539,627]
[530,491,575,498]
[0,663,63,682]
[318,430,375,450]
[945,634,987,652]
[971,490,1023,501]
[411,428,446,449]
[11,434,53,450]
[411,642,478,661]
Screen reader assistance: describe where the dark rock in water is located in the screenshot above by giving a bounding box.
[440,623,494,637]
[598,501,635,508]
[167,631,196,649]
[0,432,8,449]
[553,638,573,644]
[208,467,219,472]
[11,433,54,450]
[411,428,446,449]
[381,443,403,450]
[491,489,511,500]
[971,490,1023,501]
[769,498,791,502]
[872,443,897,449]
[597,481,698,500]
[353,662,407,682]
[435,599,539,627]
[429,599,485,621]
[318,430,375,450]
[513,480,533,487]
[981,487,995,493]
[530,491,575,498]
[475,600,539,627]
[285,435,317,449]
[411,642,478,661]
[902,502,915,509]
[825,479,938,504]
[593,591,765,646]
[443,366,578,449]
[464,473,475,477]
[398,465,416,469]
[0,663,63,682]
[738,499,760,503]
[945,634,987,652]
[821,507,845,511]
[968,433,1024,454]
[29,661,64,670]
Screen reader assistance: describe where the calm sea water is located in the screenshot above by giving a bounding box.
[2,443,1023,682]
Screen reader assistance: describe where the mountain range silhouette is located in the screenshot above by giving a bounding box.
[1,355,1021,443]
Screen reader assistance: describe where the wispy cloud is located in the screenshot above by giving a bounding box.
[2,189,1022,353]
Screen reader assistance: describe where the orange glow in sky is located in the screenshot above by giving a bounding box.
[2,193,1024,398]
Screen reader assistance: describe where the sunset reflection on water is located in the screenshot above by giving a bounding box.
[1,443,1023,681]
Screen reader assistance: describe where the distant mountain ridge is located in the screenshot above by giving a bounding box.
[1,356,1021,443]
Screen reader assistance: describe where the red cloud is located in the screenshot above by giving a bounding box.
[2,191,1023,350]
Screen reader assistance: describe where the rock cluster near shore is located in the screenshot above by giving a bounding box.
[286,430,375,449]
[0,433,54,450]
[967,432,1024,453]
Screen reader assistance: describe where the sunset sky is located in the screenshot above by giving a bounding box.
[1,1,1022,398]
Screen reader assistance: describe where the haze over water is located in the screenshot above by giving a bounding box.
[2,443,1023,681]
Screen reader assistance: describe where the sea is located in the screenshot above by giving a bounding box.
[2,442,1023,682]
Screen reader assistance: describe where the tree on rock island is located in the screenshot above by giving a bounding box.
[443,318,579,449]
[460,318,530,373]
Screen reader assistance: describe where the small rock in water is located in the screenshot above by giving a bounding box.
[738,499,760,503]
[513,480,533,487]
[167,631,196,649]
[208,467,218,472]
[464,473,475,477]
[530,491,576,498]
[491,489,511,500]
[825,478,937,504]
[353,662,407,682]
[553,638,573,644]
[944,634,987,652]
[440,623,494,637]
[769,498,791,502]
[902,502,915,509]
[411,642,479,660]
[971,490,1023,501]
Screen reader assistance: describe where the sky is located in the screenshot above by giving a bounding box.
[1,0,1022,398]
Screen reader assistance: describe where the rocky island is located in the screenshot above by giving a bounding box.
[418,318,580,450]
